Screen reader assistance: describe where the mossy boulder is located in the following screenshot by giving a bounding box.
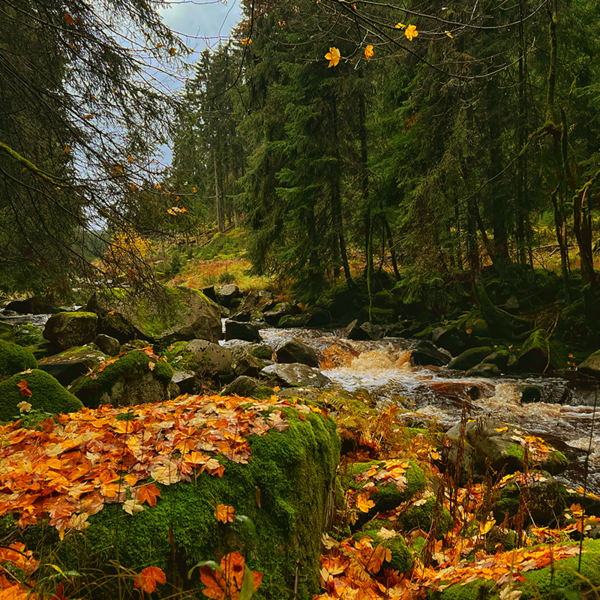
[445,418,568,481]
[448,347,493,371]
[341,460,427,514]
[277,313,312,328]
[37,345,108,385]
[0,323,14,343]
[516,329,568,373]
[0,369,82,422]
[354,529,414,574]
[264,302,290,326]
[43,311,98,350]
[465,363,501,378]
[186,339,233,381]
[86,286,222,344]
[579,349,600,378]
[8,408,340,600]
[0,339,37,380]
[398,496,452,537]
[70,350,174,408]
[231,346,265,378]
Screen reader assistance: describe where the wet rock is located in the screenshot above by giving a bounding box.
[519,384,542,404]
[385,324,413,338]
[215,284,242,308]
[38,345,108,386]
[482,350,510,370]
[466,363,502,378]
[276,338,319,368]
[201,286,216,301]
[278,387,323,402]
[93,334,120,357]
[262,363,331,388]
[5,297,56,315]
[87,287,222,344]
[0,340,37,379]
[448,346,493,371]
[70,350,174,408]
[186,339,233,381]
[409,340,450,367]
[263,302,290,326]
[225,321,261,343]
[428,381,489,402]
[579,350,600,378]
[516,329,568,373]
[222,376,272,399]
[445,417,568,480]
[258,290,273,300]
[345,320,383,341]
[231,310,252,323]
[277,314,311,328]
[43,312,98,351]
[307,309,330,327]
[261,299,277,313]
[432,328,466,356]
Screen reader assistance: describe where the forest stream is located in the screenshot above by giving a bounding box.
[259,326,600,496]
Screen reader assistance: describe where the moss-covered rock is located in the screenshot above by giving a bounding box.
[0,323,14,343]
[277,314,311,328]
[37,345,108,385]
[0,369,82,422]
[579,349,600,378]
[399,496,452,537]
[70,350,173,408]
[43,312,98,350]
[516,329,568,373]
[354,530,414,573]
[448,347,493,371]
[8,408,340,600]
[86,286,222,344]
[0,339,37,380]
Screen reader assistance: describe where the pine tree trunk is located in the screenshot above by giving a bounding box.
[359,91,373,319]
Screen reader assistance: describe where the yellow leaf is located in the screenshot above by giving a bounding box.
[64,145,71,153]
[445,31,453,38]
[479,519,496,535]
[495,427,508,432]
[324,47,341,68]
[365,45,374,60]
[148,362,155,371]
[395,22,406,29]
[131,183,138,191]
[242,38,252,46]
[128,155,134,163]
[192,187,197,193]
[356,493,375,513]
[405,24,418,41]
[169,47,177,56]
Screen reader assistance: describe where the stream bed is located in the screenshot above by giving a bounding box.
[260,326,600,494]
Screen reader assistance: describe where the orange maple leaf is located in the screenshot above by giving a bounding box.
[134,566,166,594]
[356,493,375,513]
[137,484,161,507]
[17,380,32,398]
[200,552,262,600]
[215,504,235,523]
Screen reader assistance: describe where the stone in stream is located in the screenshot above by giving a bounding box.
[43,312,98,351]
[172,370,196,394]
[263,302,290,326]
[0,339,37,379]
[262,363,331,388]
[465,363,502,378]
[225,320,261,343]
[215,284,242,308]
[431,327,466,356]
[448,346,493,371]
[518,384,543,404]
[445,417,568,481]
[276,338,319,368]
[344,320,383,341]
[5,297,56,315]
[515,329,568,373]
[578,349,600,378]
[409,340,451,367]
[277,313,312,328]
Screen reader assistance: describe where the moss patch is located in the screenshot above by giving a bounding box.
[0,340,37,380]
[0,369,82,422]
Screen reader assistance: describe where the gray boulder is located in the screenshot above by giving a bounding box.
[86,286,222,344]
[172,370,196,394]
[410,340,451,367]
[264,302,290,326]
[276,338,319,368]
[215,284,242,308]
[579,350,600,378]
[186,339,233,380]
[94,334,120,357]
[345,320,383,341]
[262,363,331,388]
[465,363,502,378]
[38,345,108,386]
[43,312,98,350]
[231,346,264,378]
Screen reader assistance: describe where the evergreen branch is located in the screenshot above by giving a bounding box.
[0,140,59,185]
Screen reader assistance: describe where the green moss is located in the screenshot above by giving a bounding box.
[13,409,340,600]
[70,350,173,408]
[544,450,568,474]
[0,369,82,422]
[354,529,414,573]
[0,323,14,343]
[252,386,275,400]
[506,443,525,461]
[0,339,37,379]
[399,497,452,537]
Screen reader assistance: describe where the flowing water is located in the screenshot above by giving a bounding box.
[260,327,600,494]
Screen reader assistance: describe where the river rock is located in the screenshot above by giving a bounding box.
[410,340,451,367]
[277,314,311,328]
[262,363,331,388]
[482,350,510,370]
[231,310,252,323]
[185,339,233,381]
[222,376,272,399]
[345,320,383,341]
[448,346,493,371]
[215,284,242,308]
[70,350,174,408]
[465,363,501,378]
[307,309,331,327]
[276,338,319,368]
[445,418,568,480]
[201,285,216,301]
[93,334,120,357]
[43,312,98,350]
[231,346,264,378]
[225,320,261,343]
[431,328,466,356]
[0,340,37,379]
[579,350,600,378]
[5,297,55,315]
[278,387,323,402]
[172,370,196,394]
[38,345,108,386]
[519,384,542,404]
[264,302,290,326]
[0,369,82,421]
[516,329,568,373]
[86,286,222,344]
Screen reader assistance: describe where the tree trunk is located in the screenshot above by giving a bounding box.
[359,91,373,319]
